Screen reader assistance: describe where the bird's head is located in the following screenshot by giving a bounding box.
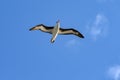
[29,24,44,31]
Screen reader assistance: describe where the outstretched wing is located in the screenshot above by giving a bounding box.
[29,24,54,34]
[59,28,84,38]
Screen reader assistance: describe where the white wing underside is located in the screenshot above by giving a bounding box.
[58,30,74,34]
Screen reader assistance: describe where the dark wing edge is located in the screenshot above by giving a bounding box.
[72,29,84,38]
[29,27,36,31]
[29,24,54,31]
[60,28,84,38]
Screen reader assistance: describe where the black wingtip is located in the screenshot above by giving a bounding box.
[81,35,85,38]
[29,28,32,31]
[29,27,34,31]
[77,33,84,38]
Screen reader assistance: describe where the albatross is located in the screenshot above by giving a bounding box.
[29,20,84,43]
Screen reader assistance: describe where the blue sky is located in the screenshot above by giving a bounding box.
[0,0,120,80]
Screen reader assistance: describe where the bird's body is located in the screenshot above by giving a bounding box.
[29,20,84,43]
[51,21,60,43]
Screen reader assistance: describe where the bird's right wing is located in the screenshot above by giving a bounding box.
[59,28,84,38]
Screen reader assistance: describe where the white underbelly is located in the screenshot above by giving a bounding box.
[51,26,59,42]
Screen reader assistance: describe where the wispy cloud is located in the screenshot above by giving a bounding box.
[65,39,83,48]
[107,65,120,80]
[65,39,77,47]
[86,13,109,41]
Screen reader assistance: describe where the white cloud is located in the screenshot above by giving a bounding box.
[86,14,109,41]
[66,39,77,46]
[65,39,82,48]
[107,65,120,80]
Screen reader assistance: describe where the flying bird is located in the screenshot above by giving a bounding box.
[29,20,84,43]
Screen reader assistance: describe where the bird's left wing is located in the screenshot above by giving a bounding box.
[29,24,54,34]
